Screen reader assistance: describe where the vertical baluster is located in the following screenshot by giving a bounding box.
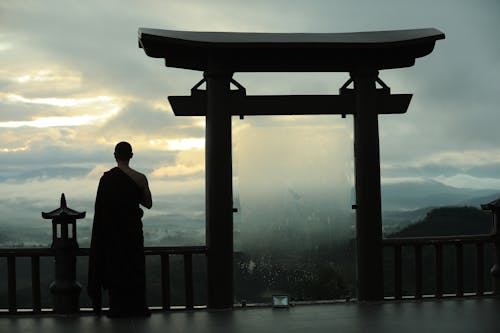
[476,242,484,296]
[435,243,443,297]
[184,253,194,309]
[415,244,423,299]
[394,244,402,300]
[7,256,17,314]
[161,254,171,310]
[31,255,41,313]
[455,243,464,297]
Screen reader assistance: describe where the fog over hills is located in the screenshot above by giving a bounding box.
[381,179,499,233]
[1,177,498,248]
[381,179,499,211]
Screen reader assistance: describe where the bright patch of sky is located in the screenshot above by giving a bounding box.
[0,115,105,128]
[166,138,205,151]
[2,94,112,107]
[13,69,80,84]
[0,42,13,51]
[0,146,29,153]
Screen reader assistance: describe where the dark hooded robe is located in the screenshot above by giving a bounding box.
[88,167,149,316]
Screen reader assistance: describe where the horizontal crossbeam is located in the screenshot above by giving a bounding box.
[168,93,412,116]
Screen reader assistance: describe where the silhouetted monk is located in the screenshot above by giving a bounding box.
[88,141,152,317]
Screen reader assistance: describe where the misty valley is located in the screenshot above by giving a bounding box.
[0,178,499,307]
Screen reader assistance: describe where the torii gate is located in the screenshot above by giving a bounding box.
[138,28,445,308]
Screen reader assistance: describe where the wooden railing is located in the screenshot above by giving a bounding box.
[383,234,495,299]
[2,236,497,314]
[0,246,206,314]
[143,246,206,310]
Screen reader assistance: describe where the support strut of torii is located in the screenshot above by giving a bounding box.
[138,28,445,308]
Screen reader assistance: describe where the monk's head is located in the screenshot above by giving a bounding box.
[114,141,133,161]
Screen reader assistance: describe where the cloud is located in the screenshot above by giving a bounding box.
[0,65,123,125]
[0,176,99,203]
[0,66,82,96]
[0,166,91,182]
[151,149,204,180]
[0,101,50,122]
[151,164,203,179]
[435,174,500,191]
[0,129,109,167]
[102,101,201,135]
[381,149,500,190]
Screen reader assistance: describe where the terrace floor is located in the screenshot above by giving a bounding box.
[1,297,499,333]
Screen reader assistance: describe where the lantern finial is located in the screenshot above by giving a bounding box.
[61,193,67,209]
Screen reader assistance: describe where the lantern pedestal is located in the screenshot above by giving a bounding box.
[42,193,86,314]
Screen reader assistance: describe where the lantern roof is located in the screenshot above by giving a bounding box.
[138,28,445,72]
[42,193,86,220]
[481,198,500,211]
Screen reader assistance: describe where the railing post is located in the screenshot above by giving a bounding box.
[435,243,443,298]
[491,218,500,295]
[394,245,402,300]
[161,254,171,310]
[480,198,500,295]
[7,255,17,314]
[184,254,194,309]
[455,243,464,297]
[493,239,500,295]
[31,255,41,313]
[42,194,86,314]
[414,244,423,299]
[476,242,484,296]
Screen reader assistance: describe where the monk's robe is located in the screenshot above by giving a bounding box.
[88,167,149,317]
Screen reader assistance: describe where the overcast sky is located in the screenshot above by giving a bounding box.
[1,0,500,216]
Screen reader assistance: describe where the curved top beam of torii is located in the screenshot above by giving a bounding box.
[138,28,444,72]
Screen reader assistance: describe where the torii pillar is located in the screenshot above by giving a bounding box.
[204,68,234,308]
[138,28,445,306]
[351,69,384,299]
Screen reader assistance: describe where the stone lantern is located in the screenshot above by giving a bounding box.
[42,193,86,314]
[481,198,500,295]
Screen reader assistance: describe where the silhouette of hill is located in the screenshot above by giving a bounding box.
[387,206,493,238]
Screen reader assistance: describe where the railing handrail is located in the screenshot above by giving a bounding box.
[0,248,54,256]
[0,245,207,257]
[383,233,495,245]
[144,246,207,255]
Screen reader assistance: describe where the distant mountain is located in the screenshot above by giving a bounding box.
[382,207,431,227]
[381,179,499,211]
[387,206,493,238]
